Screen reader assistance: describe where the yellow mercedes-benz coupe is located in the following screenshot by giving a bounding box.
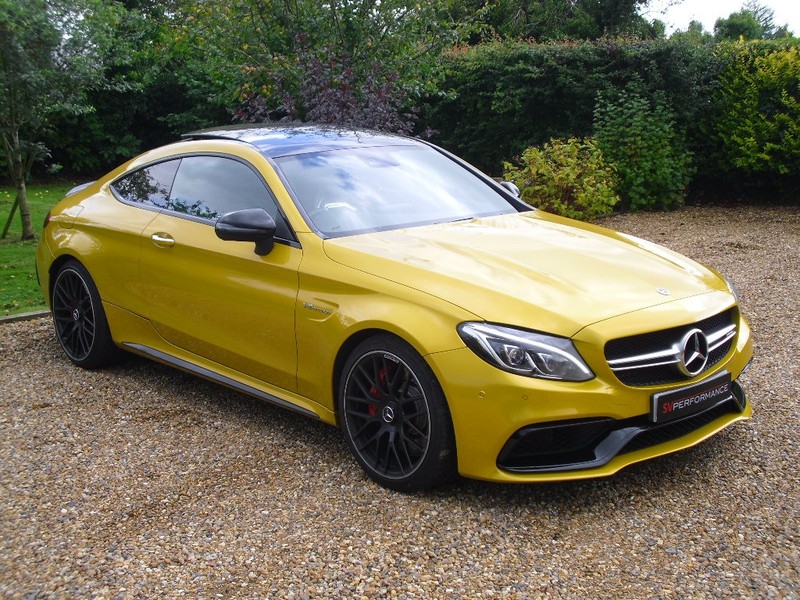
[37,125,753,491]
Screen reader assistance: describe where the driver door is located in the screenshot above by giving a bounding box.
[138,154,301,392]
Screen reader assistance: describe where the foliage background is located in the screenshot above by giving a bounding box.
[0,184,67,313]
[2,0,799,207]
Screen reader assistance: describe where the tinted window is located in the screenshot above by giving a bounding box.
[275,145,515,237]
[111,161,179,207]
[167,156,291,238]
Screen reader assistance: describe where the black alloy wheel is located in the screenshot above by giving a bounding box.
[340,335,456,491]
[51,260,122,369]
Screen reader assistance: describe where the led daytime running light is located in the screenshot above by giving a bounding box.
[458,322,594,382]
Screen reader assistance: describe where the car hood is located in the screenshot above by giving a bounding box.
[323,211,726,337]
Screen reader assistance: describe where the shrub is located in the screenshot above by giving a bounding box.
[593,83,694,210]
[503,137,620,220]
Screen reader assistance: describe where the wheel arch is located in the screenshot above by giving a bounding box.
[47,253,85,303]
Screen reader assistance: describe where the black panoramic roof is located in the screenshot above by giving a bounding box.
[181,124,418,158]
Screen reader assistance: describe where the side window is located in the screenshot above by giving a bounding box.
[111,160,179,207]
[168,156,291,238]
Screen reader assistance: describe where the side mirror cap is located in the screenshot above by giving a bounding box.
[215,208,277,255]
[499,181,521,198]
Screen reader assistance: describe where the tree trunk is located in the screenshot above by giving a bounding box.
[1,195,19,239]
[1,128,36,240]
[17,179,34,240]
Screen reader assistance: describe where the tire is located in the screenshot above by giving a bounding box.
[339,335,457,492]
[51,260,123,369]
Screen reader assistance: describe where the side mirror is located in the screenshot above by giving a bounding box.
[499,181,521,197]
[215,208,277,256]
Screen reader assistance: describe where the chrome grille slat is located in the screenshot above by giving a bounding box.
[608,347,681,371]
[609,356,680,372]
[708,324,736,351]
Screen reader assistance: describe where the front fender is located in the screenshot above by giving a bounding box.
[295,238,476,412]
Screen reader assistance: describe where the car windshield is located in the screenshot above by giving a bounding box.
[274,144,517,237]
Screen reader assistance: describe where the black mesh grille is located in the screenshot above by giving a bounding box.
[497,419,615,470]
[605,309,736,387]
[618,400,736,455]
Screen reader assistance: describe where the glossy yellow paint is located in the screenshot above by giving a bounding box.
[37,136,754,484]
[139,212,302,391]
[323,211,730,337]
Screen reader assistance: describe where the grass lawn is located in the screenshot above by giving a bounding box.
[0,183,75,316]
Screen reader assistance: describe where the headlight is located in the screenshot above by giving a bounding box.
[457,322,594,382]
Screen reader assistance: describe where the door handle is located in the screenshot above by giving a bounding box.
[151,233,175,247]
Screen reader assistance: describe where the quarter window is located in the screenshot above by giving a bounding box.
[111,160,179,207]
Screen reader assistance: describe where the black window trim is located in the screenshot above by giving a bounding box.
[110,152,301,248]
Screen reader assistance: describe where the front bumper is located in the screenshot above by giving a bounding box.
[497,379,747,472]
[428,299,753,483]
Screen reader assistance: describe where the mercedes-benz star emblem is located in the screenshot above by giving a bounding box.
[381,406,396,423]
[678,328,709,377]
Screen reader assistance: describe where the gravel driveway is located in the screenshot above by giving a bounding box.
[1,205,798,598]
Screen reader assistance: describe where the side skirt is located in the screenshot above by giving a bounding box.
[122,342,319,420]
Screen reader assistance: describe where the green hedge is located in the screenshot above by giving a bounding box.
[424,39,716,174]
[503,137,619,219]
[710,40,800,197]
[594,82,693,210]
[423,37,800,203]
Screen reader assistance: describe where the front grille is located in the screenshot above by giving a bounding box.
[604,309,736,386]
[497,394,745,473]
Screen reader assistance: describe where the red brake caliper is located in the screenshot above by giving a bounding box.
[368,367,388,416]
